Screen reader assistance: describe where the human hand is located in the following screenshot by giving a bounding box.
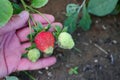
[0,11,62,78]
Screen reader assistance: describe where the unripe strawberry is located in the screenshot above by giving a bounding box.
[27,48,41,62]
[34,31,55,55]
[58,32,75,49]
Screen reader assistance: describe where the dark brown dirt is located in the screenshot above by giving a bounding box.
[13,0,120,80]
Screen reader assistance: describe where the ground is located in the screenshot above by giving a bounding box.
[13,0,120,80]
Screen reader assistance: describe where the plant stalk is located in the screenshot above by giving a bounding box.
[23,71,36,80]
[20,0,27,10]
[28,19,33,42]
[77,0,86,13]
[27,6,51,24]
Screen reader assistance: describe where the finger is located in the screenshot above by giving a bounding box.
[16,27,30,42]
[49,22,63,32]
[43,22,63,32]
[0,11,29,36]
[21,42,31,54]
[32,14,55,24]
[17,57,56,71]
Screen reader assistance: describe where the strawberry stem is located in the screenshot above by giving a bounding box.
[77,0,86,13]
[29,14,37,27]
[20,0,33,41]
[27,6,51,24]
[20,0,27,10]
[33,9,51,24]
[73,47,81,53]
[23,71,36,80]
[28,18,33,42]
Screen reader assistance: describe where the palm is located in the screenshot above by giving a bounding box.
[0,31,23,77]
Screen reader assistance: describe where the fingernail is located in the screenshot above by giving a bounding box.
[19,11,29,18]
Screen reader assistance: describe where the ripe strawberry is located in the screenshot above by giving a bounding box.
[34,31,55,55]
[58,32,75,49]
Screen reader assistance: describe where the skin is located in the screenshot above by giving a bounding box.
[0,11,62,78]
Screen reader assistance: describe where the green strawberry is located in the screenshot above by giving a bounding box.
[58,32,75,49]
[27,48,41,62]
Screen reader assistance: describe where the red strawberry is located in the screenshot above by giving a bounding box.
[34,31,55,55]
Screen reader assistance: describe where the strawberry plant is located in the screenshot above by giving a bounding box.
[0,0,76,79]
[0,0,75,62]
[64,0,91,33]
[25,24,75,61]
[64,0,119,33]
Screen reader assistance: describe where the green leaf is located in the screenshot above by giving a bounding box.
[68,66,79,75]
[111,1,120,15]
[62,27,68,32]
[12,3,23,14]
[66,3,79,16]
[79,5,92,31]
[33,23,43,33]
[27,32,36,42]
[31,0,48,8]
[55,26,62,32]
[6,76,19,80]
[22,53,27,58]
[44,24,51,31]
[64,12,79,33]
[25,43,36,51]
[74,66,79,70]
[53,26,62,39]
[0,0,13,27]
[88,0,119,16]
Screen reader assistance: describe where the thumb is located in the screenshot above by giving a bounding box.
[0,11,29,35]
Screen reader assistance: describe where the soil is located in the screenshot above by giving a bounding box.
[12,0,120,80]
